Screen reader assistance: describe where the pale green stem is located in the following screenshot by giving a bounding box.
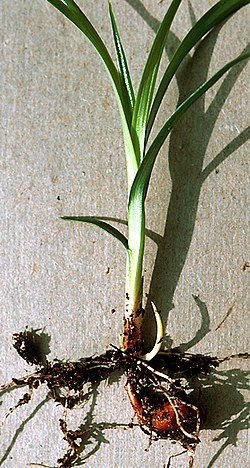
[125,200,145,318]
[123,190,164,359]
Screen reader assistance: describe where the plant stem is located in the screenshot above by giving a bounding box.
[122,194,145,355]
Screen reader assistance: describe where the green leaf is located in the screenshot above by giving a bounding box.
[48,0,117,79]
[147,0,250,141]
[130,51,250,210]
[109,2,135,125]
[60,215,129,250]
[131,0,182,162]
[48,0,138,189]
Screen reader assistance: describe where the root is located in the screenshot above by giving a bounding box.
[1,328,249,467]
[140,302,163,361]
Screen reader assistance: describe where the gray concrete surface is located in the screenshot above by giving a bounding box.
[1,1,249,467]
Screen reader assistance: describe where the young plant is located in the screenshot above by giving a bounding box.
[1,1,249,467]
[50,0,249,359]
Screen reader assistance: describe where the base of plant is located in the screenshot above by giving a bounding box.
[1,329,248,467]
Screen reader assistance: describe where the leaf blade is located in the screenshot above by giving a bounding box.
[47,0,138,189]
[109,2,135,124]
[147,0,250,140]
[48,0,117,78]
[130,52,250,210]
[60,216,129,250]
[131,0,183,162]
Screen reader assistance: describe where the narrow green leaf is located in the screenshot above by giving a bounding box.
[109,2,135,124]
[130,52,249,210]
[131,0,182,162]
[47,0,138,189]
[147,0,250,141]
[48,0,117,78]
[60,215,129,250]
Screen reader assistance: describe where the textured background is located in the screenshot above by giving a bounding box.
[1,1,249,467]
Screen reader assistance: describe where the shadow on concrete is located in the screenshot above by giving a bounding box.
[72,381,135,466]
[0,396,50,466]
[189,365,250,467]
